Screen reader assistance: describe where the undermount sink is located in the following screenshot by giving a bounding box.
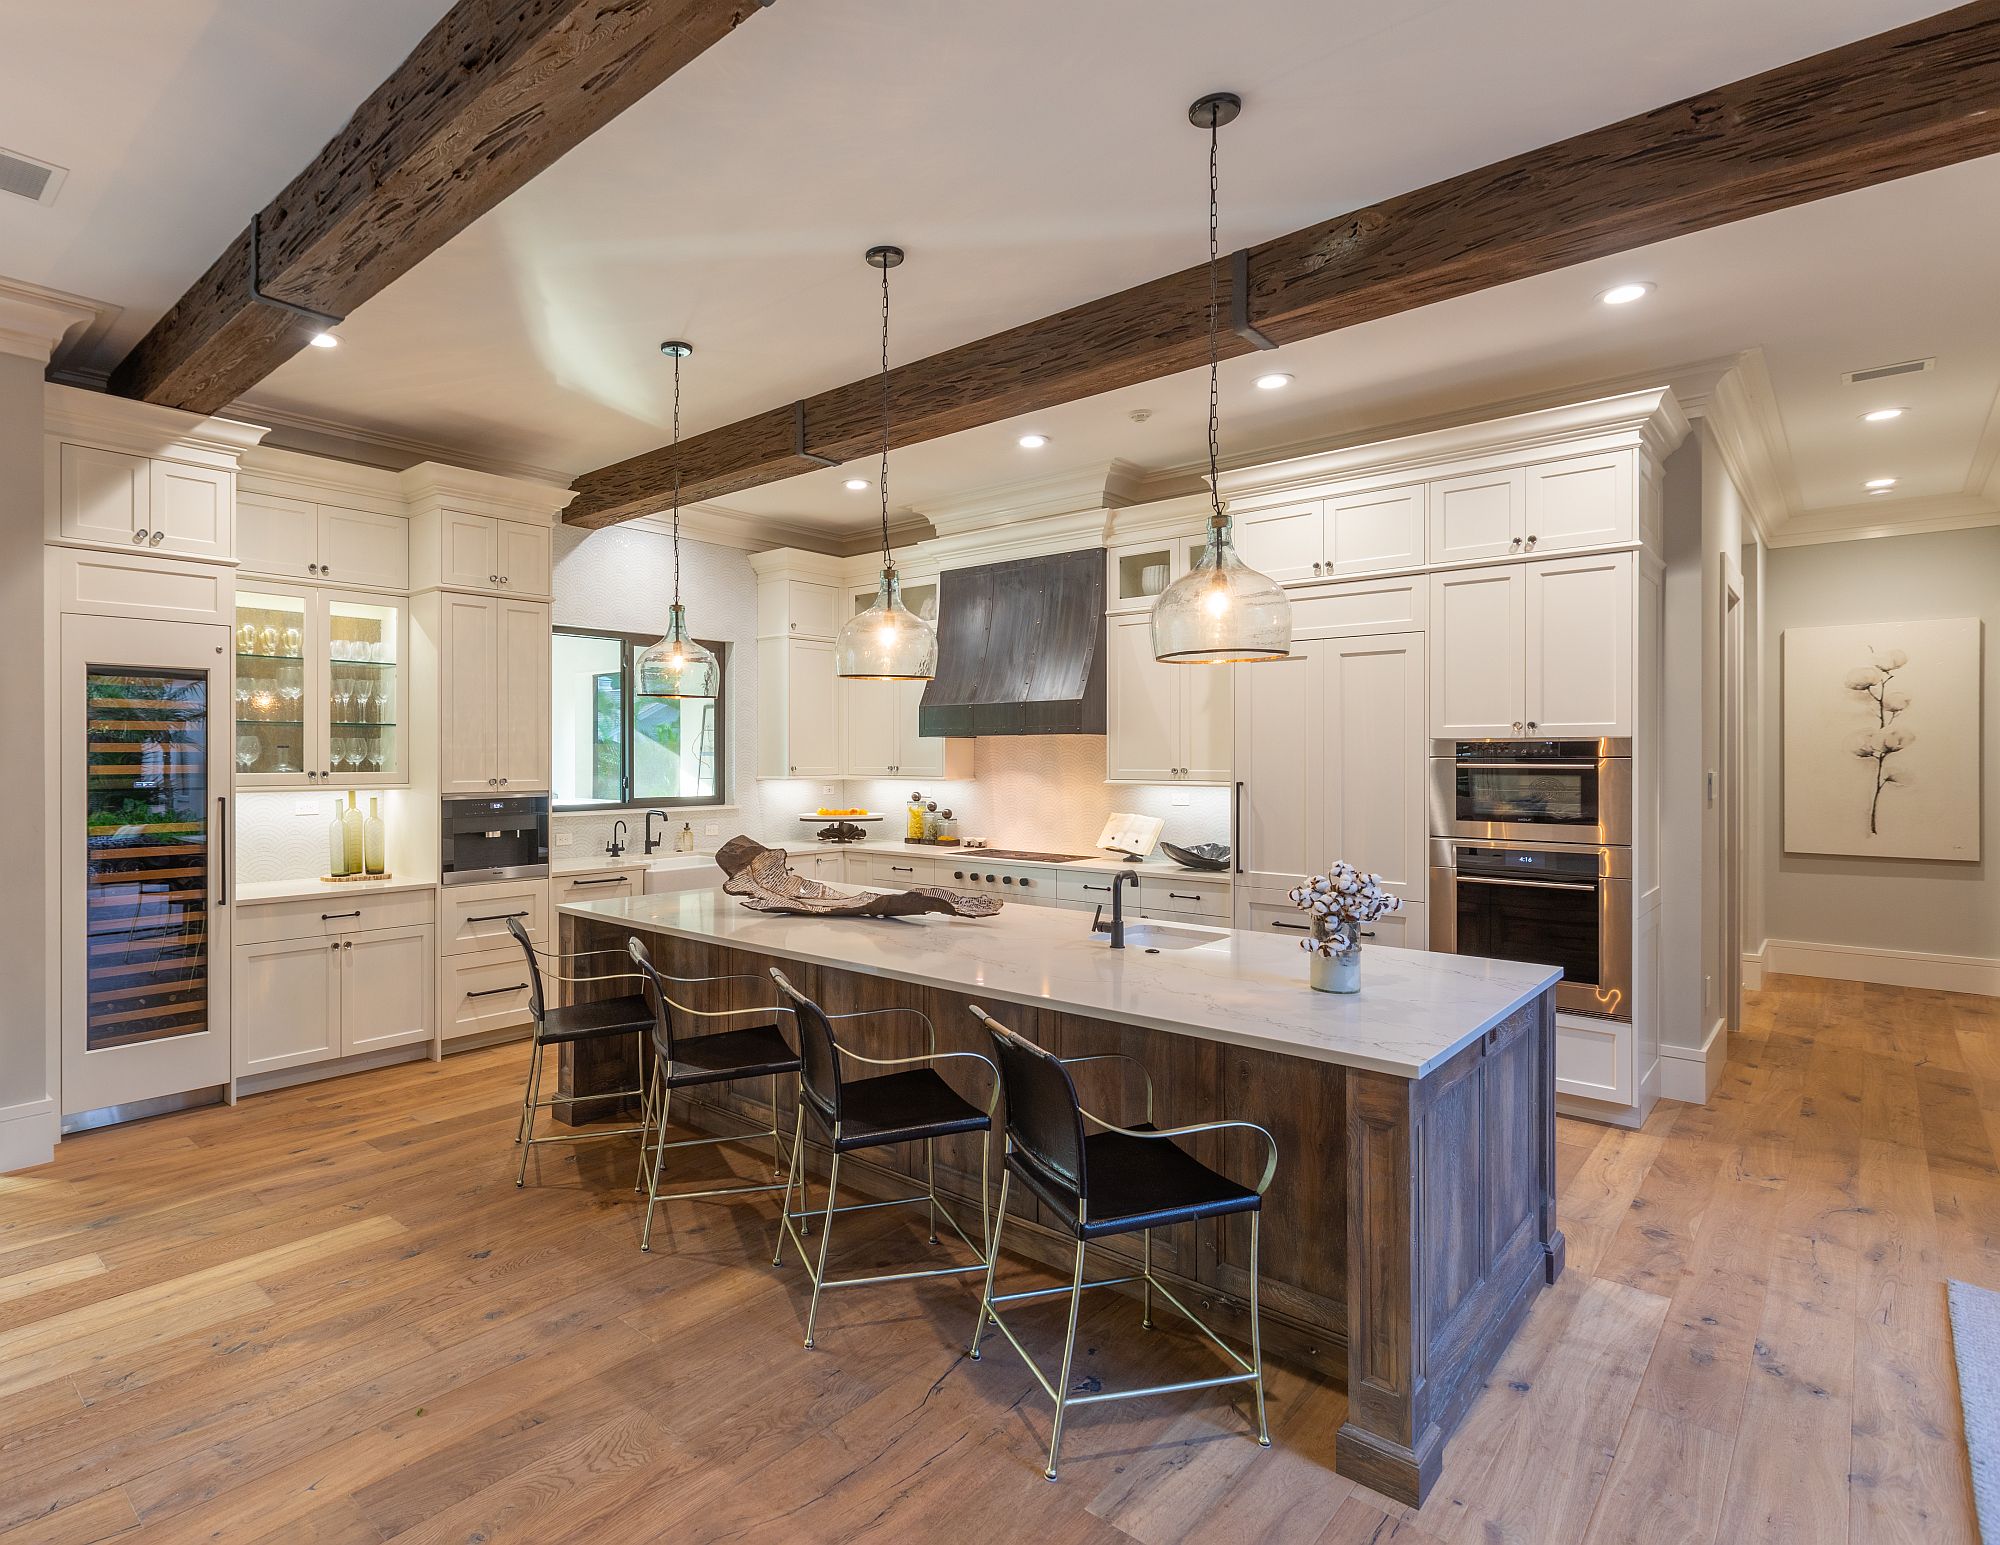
[1108,922,1226,952]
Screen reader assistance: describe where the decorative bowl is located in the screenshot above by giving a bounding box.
[1161,841,1231,872]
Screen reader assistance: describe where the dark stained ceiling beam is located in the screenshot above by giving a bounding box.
[109,0,767,413]
[565,0,2000,528]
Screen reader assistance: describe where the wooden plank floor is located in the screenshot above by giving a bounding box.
[1,974,1991,1543]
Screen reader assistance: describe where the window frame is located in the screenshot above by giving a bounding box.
[551,625,728,813]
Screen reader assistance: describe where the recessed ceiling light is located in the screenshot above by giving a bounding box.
[1868,488,1892,497]
[1861,407,1904,422]
[1597,282,1652,306]
[308,331,339,349]
[1254,372,1293,390]
[843,478,869,491]
[1017,433,1049,449]
[1864,477,1897,489]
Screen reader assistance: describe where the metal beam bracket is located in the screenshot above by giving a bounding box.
[1230,248,1277,350]
[247,211,347,329]
[792,400,841,467]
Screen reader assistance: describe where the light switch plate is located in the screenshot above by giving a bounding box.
[1171,790,1190,807]
[293,799,319,816]
[555,831,573,847]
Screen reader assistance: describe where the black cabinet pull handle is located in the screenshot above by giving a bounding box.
[1269,920,1308,932]
[1083,883,1110,893]
[468,983,528,998]
[568,876,625,887]
[891,865,913,873]
[216,795,228,907]
[1167,892,1202,901]
[1359,929,1377,939]
[468,910,530,923]
[1234,781,1245,874]
[321,910,362,920]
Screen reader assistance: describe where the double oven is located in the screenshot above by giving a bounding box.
[1428,739,1632,1021]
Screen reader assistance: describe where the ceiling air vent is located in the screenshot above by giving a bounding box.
[1842,357,1934,386]
[0,147,67,206]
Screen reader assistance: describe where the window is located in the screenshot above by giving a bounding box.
[551,628,725,809]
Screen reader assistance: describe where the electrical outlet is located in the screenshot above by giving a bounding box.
[705,821,719,836]
[821,784,835,800]
[1171,789,1190,807]
[293,799,319,816]
[555,831,574,847]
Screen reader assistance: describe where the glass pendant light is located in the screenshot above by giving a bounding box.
[1152,93,1291,665]
[835,245,938,681]
[635,341,722,699]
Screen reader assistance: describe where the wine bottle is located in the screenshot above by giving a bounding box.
[363,797,386,875]
[327,798,349,877]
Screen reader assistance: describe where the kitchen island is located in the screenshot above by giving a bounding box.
[557,889,1564,1506]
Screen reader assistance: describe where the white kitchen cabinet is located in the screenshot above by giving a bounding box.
[53,443,233,561]
[765,576,841,640]
[1430,554,1632,738]
[235,936,340,1076]
[1524,451,1633,553]
[234,586,409,788]
[235,921,435,1077]
[239,496,408,590]
[1524,552,1632,737]
[1106,613,1232,784]
[1324,484,1425,578]
[839,677,972,780]
[1232,500,1323,584]
[1237,891,1424,952]
[551,868,644,910]
[1555,1011,1633,1107]
[237,493,318,578]
[758,635,841,778]
[802,852,846,883]
[1232,631,1426,902]
[1106,533,1207,613]
[1429,565,1527,738]
[443,879,550,954]
[1428,468,1524,565]
[442,948,537,1040]
[421,511,552,597]
[439,593,549,793]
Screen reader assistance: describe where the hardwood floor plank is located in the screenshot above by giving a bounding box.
[1579,1405,1732,1545]
[0,1488,141,1545]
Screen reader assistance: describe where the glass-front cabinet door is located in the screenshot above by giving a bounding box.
[233,588,406,787]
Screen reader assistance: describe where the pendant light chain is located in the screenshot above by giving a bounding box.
[670,346,683,606]
[878,257,893,567]
[1206,112,1223,527]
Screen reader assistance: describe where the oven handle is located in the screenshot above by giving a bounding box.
[1455,875,1597,893]
[1454,761,1600,772]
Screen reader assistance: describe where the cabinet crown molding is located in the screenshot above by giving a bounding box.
[238,444,408,515]
[1217,388,1690,503]
[0,280,100,366]
[397,460,575,524]
[43,380,270,461]
[919,460,1145,538]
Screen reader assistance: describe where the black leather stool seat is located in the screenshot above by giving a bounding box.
[828,1068,992,1153]
[662,1023,802,1088]
[1011,1124,1262,1240]
[534,994,654,1045]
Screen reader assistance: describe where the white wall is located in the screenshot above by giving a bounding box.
[1759,525,1999,980]
[0,350,52,1169]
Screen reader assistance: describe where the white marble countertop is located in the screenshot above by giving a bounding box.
[552,855,651,876]
[559,889,1557,1080]
[236,872,438,903]
[721,839,1233,882]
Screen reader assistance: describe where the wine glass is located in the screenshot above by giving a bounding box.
[236,735,259,770]
[282,626,302,657]
[367,740,385,773]
[237,621,257,653]
[354,680,374,724]
[346,739,365,772]
[258,624,280,656]
[280,665,303,712]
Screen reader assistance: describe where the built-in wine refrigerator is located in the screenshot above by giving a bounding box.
[60,614,232,1126]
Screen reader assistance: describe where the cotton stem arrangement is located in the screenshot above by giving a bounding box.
[1288,863,1402,956]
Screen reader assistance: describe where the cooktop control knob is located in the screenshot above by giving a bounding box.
[1002,875,1014,885]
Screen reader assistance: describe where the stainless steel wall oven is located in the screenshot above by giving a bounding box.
[1429,738,1631,846]
[440,794,550,886]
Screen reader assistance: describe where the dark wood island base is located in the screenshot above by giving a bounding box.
[559,911,1563,1507]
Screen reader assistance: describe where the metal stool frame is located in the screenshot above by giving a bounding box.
[967,1005,1278,1481]
[769,968,999,1349]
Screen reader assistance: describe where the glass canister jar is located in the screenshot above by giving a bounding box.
[906,791,926,841]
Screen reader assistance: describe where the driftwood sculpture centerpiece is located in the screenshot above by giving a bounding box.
[716,836,1002,919]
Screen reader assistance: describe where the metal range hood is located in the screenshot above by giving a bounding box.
[918,548,1107,737]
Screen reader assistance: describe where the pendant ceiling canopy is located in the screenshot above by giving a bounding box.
[635,340,722,699]
[835,245,939,682]
[1151,92,1292,667]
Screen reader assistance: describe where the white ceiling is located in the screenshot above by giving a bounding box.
[7,0,1995,543]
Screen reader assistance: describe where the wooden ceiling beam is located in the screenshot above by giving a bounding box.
[564,0,2000,529]
[108,0,766,413]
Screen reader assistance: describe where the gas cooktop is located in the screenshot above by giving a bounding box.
[964,849,1095,863]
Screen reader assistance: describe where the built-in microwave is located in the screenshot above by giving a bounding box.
[440,794,550,886]
[1428,837,1632,1021]
[1429,738,1631,848]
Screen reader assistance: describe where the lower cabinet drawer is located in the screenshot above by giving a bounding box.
[442,947,537,1040]
[1555,1012,1634,1105]
[868,855,935,886]
[1236,892,1425,951]
[235,887,437,945]
[442,881,549,956]
[552,868,644,908]
[1055,871,1230,920]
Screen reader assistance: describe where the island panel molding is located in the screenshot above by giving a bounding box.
[107,0,766,413]
[555,898,1564,1506]
[564,3,2000,525]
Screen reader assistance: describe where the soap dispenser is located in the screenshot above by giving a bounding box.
[677,821,695,853]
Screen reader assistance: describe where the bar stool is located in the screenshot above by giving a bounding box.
[968,1006,1277,1481]
[767,968,998,1349]
[506,916,653,1188]
[625,937,804,1254]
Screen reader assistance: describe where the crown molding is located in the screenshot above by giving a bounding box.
[1965,377,2000,506]
[230,395,575,487]
[628,501,859,556]
[1764,492,2000,548]
[42,380,269,462]
[0,277,103,366]
[237,443,407,514]
[1686,351,1795,546]
[397,460,575,523]
[1216,387,1690,502]
[918,460,1144,538]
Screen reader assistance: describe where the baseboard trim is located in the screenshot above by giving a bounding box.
[1762,938,2000,996]
[1742,942,1766,992]
[0,1105,59,1175]
[1659,1017,1726,1103]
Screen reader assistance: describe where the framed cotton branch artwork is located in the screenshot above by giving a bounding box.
[1782,618,1982,861]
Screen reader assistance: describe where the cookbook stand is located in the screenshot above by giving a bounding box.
[1096,813,1164,863]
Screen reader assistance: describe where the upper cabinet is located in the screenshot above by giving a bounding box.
[412,510,552,598]
[1425,451,1635,567]
[53,445,233,562]
[1430,553,1632,738]
[1106,613,1232,783]
[1106,533,1207,613]
[1230,487,1425,584]
[238,493,409,591]
[234,586,409,787]
[434,592,550,794]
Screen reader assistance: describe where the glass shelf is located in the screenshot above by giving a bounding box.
[235,718,305,728]
[331,720,398,729]
[327,658,398,669]
[236,651,307,662]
